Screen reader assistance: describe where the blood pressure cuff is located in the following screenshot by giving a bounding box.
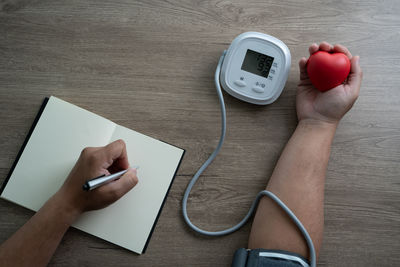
[232,248,310,267]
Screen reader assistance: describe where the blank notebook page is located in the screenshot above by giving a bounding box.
[1,96,184,254]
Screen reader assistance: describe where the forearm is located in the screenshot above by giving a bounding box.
[267,119,336,200]
[0,193,80,267]
[248,119,337,257]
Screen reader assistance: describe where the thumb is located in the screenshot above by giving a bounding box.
[100,168,139,200]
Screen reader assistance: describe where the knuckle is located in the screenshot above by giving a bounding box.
[129,174,139,187]
[85,150,100,166]
[119,173,138,191]
[81,147,94,158]
[124,176,136,189]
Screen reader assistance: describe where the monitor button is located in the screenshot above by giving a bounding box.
[252,85,265,93]
[234,80,246,87]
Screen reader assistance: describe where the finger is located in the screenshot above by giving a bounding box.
[308,43,319,55]
[346,56,363,97]
[333,44,352,59]
[102,139,129,169]
[100,168,138,201]
[319,42,333,52]
[299,57,308,80]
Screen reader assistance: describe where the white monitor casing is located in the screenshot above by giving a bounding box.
[220,32,291,105]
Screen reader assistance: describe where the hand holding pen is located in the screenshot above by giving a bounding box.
[54,139,139,218]
[83,166,139,191]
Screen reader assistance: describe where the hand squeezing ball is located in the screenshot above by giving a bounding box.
[307,51,351,92]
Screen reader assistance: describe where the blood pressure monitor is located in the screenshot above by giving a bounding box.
[220,32,291,105]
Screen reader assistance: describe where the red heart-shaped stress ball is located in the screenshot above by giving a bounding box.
[307,51,351,92]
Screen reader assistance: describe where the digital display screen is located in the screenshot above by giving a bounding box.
[241,49,274,78]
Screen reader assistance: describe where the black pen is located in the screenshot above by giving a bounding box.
[82,166,139,191]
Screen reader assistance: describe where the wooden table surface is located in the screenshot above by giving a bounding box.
[1,0,399,266]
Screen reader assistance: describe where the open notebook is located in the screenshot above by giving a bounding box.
[0,96,185,254]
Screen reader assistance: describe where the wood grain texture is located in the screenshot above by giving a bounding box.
[0,0,399,266]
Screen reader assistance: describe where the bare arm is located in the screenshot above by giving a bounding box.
[248,42,363,259]
[249,119,336,257]
[0,140,138,267]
